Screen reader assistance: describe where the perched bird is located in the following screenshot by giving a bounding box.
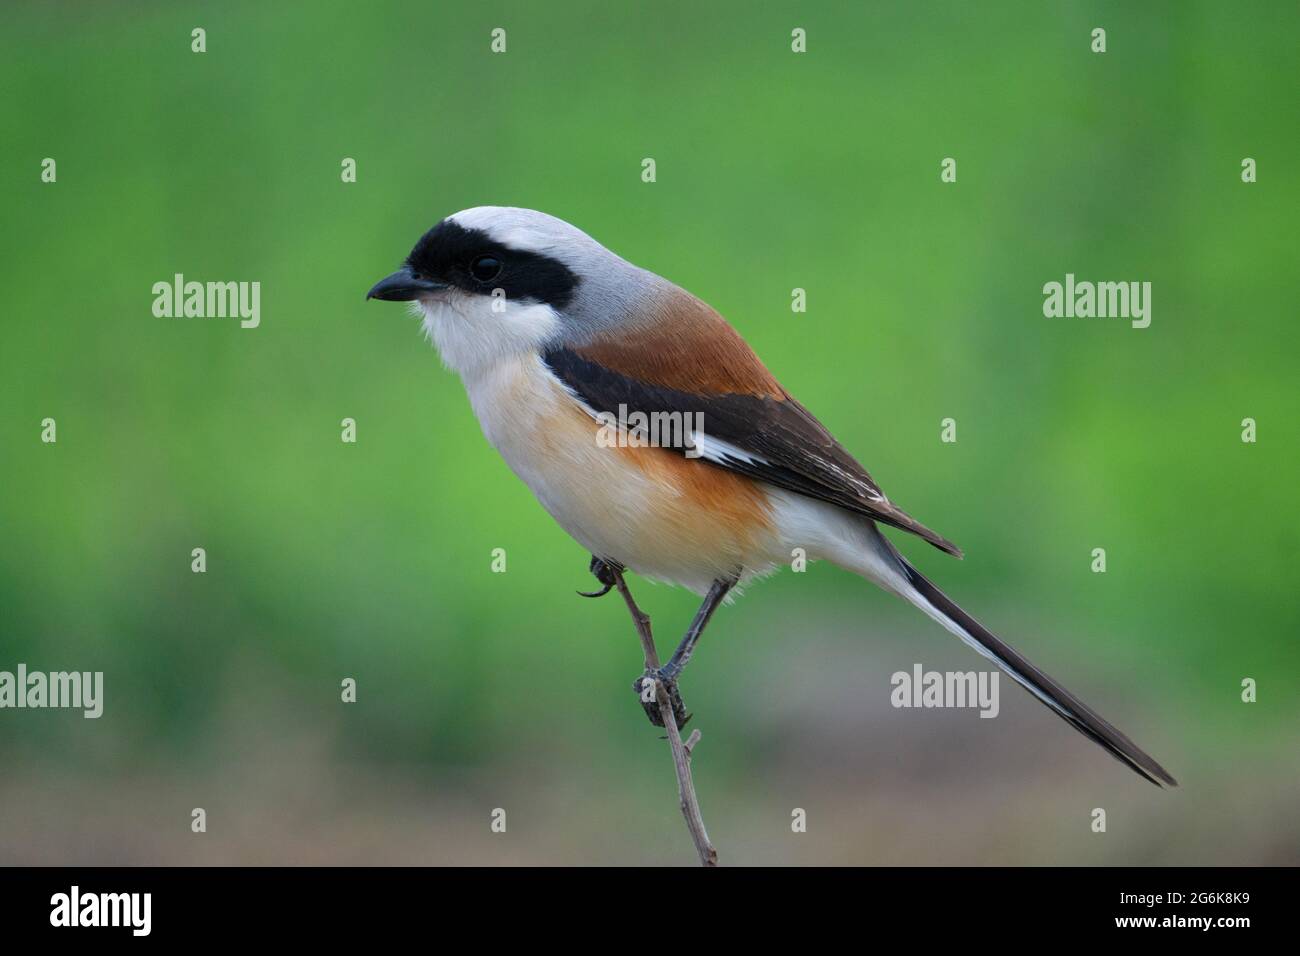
[368,206,1176,787]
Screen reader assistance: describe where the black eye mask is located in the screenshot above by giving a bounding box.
[406,219,579,309]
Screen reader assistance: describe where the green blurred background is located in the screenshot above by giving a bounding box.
[2,0,1296,865]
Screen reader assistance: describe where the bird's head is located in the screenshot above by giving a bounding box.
[368,206,668,376]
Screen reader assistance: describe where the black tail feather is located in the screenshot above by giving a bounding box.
[892,550,1177,788]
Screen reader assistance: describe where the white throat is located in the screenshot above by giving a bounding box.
[417,291,562,382]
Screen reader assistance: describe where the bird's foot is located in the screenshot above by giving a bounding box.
[632,667,690,729]
[577,555,623,598]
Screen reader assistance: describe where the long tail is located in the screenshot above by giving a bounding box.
[879,537,1178,788]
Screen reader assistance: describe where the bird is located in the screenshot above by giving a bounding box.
[367,206,1177,788]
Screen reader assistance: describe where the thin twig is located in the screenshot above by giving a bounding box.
[683,729,702,757]
[611,569,718,867]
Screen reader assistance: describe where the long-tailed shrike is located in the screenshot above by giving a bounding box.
[368,206,1176,788]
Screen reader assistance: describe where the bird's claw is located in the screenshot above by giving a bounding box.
[577,555,622,598]
[633,668,691,729]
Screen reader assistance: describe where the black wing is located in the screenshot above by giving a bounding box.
[542,347,962,557]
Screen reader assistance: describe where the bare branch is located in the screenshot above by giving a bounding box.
[611,568,719,866]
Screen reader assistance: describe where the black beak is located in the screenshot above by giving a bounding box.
[366,266,447,301]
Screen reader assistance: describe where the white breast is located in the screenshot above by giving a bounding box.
[424,317,771,592]
[416,294,898,596]
[456,351,722,589]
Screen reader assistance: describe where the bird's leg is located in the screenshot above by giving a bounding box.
[591,560,691,727]
[659,577,735,684]
[577,555,622,598]
[633,576,736,728]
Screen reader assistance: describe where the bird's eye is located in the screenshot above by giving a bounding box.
[469,255,502,282]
